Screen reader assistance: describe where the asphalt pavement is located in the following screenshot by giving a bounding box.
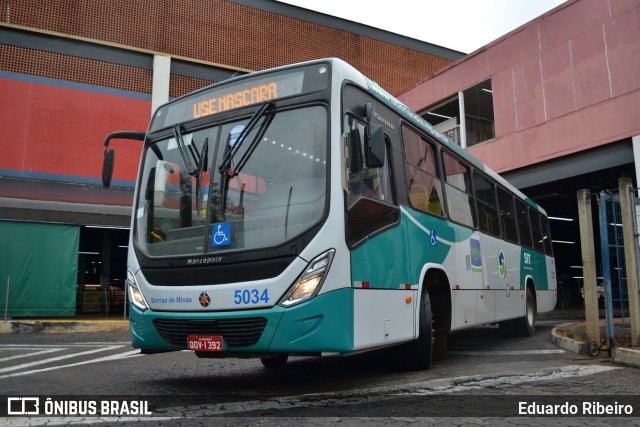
[2,309,639,369]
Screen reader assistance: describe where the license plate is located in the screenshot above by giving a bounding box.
[187,335,223,352]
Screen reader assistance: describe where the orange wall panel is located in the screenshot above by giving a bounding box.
[0,76,149,184]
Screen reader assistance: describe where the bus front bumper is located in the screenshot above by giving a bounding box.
[129,288,354,354]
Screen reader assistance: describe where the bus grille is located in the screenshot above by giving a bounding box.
[141,257,294,286]
[153,317,268,347]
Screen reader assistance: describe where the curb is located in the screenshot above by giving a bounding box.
[611,347,640,369]
[550,322,588,355]
[0,320,129,334]
[551,322,640,369]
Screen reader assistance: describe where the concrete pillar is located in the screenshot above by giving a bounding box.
[618,177,640,346]
[458,91,467,148]
[577,189,600,345]
[152,54,171,114]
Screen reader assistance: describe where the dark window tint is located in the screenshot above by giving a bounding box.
[402,127,444,217]
[473,173,499,237]
[442,151,475,228]
[516,200,533,249]
[497,187,518,243]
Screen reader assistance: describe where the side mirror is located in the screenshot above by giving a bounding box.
[101,131,145,188]
[102,149,115,188]
[364,103,385,168]
[365,123,385,168]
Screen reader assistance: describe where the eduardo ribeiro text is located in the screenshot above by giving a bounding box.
[519,401,634,416]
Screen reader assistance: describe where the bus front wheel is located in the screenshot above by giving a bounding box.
[403,289,433,370]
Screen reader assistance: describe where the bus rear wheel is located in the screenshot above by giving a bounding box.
[403,289,433,371]
[520,288,536,336]
[501,288,536,337]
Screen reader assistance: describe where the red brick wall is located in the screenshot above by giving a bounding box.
[0,0,451,96]
[0,44,152,94]
[0,77,148,183]
[0,0,454,188]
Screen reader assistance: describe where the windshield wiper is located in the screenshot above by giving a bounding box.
[173,125,210,217]
[218,102,273,177]
[194,138,209,217]
[218,102,274,218]
[173,125,198,176]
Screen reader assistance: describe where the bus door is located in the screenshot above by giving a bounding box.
[342,87,411,348]
[478,181,522,323]
[440,150,483,328]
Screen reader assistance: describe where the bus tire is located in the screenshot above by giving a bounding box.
[500,288,536,337]
[515,288,536,337]
[403,289,433,371]
[260,353,288,370]
[433,329,448,360]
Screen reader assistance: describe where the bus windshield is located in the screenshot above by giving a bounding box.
[134,105,328,257]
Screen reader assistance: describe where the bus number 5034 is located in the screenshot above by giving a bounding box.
[234,289,270,305]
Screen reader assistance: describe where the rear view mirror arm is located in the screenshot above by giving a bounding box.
[102,131,146,188]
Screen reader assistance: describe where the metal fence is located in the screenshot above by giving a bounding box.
[75,285,126,316]
[599,190,632,347]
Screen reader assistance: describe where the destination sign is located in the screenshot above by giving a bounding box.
[149,62,330,132]
[192,82,278,119]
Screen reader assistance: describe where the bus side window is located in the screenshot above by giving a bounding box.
[442,150,476,228]
[473,172,499,237]
[541,215,553,255]
[516,200,533,249]
[402,126,444,217]
[344,115,393,205]
[497,187,518,243]
[531,211,546,253]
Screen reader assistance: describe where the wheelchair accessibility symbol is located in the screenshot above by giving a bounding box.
[211,222,231,247]
[430,229,437,247]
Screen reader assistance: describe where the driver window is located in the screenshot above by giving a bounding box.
[344,115,393,206]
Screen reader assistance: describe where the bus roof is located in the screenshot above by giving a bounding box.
[151,57,543,213]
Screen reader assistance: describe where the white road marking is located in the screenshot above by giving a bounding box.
[0,345,125,374]
[0,347,64,362]
[0,349,141,379]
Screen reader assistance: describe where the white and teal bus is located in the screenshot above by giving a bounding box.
[102,58,556,370]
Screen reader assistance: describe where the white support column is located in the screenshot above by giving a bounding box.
[152,54,171,115]
[458,91,467,148]
[633,135,640,186]
[577,189,601,347]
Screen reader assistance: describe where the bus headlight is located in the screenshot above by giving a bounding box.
[279,249,335,307]
[127,268,149,311]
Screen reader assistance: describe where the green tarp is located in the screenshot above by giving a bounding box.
[0,221,79,317]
